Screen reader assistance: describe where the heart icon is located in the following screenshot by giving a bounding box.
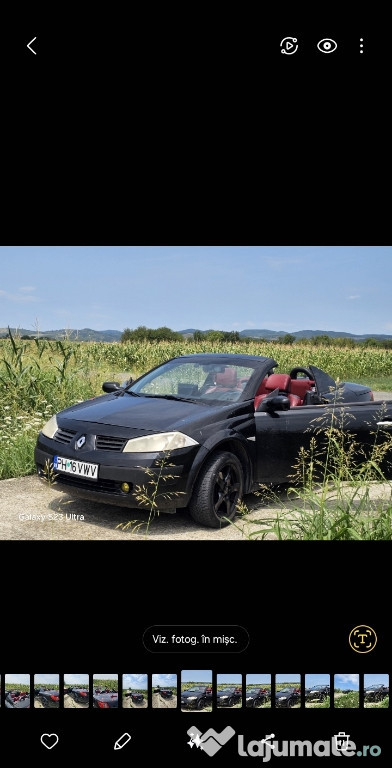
[40,733,59,750]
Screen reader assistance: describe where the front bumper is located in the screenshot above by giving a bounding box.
[35,434,199,510]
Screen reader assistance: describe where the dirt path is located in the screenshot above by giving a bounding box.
[152,693,177,708]
[64,694,89,708]
[122,697,148,708]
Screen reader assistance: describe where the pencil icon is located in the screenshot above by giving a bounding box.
[114,732,132,751]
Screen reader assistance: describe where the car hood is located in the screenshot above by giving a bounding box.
[59,394,235,432]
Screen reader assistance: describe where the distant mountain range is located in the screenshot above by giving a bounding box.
[1,327,392,342]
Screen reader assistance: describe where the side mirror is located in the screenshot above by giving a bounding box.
[257,394,290,412]
[102,381,121,393]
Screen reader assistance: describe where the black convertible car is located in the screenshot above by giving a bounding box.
[364,684,389,702]
[275,687,301,707]
[124,691,144,703]
[65,686,89,704]
[93,691,118,708]
[34,688,60,708]
[216,687,242,706]
[246,687,270,707]
[305,685,330,701]
[35,353,390,528]
[5,691,30,708]
[181,686,213,709]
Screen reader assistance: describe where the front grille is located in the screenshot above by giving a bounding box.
[55,474,121,494]
[96,435,127,452]
[54,427,77,444]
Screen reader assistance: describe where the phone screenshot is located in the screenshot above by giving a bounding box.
[1,18,389,763]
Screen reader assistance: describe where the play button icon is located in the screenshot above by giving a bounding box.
[280,37,299,55]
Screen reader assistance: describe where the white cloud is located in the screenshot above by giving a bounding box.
[34,673,60,685]
[0,289,39,303]
[123,673,148,690]
[347,295,360,300]
[5,673,30,685]
[19,286,36,292]
[64,673,89,686]
[335,674,359,685]
[152,673,177,687]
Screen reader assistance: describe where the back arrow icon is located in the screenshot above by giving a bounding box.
[27,37,37,55]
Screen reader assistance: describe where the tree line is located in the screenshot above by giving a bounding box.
[120,326,392,349]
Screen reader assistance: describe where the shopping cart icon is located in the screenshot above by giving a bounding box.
[334,732,350,751]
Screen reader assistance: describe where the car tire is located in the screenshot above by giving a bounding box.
[197,697,205,710]
[287,698,294,707]
[188,451,244,528]
[254,698,262,708]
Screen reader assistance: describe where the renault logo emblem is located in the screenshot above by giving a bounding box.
[75,435,86,449]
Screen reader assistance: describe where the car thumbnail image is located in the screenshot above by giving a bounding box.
[64,674,90,708]
[5,674,31,708]
[152,674,177,708]
[246,674,271,708]
[333,675,359,708]
[275,675,301,708]
[181,670,213,712]
[364,675,389,708]
[93,674,118,709]
[305,675,330,708]
[34,674,60,708]
[122,674,148,708]
[216,674,242,708]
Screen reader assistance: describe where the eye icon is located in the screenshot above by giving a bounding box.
[317,38,337,53]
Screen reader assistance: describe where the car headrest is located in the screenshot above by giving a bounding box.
[265,373,291,391]
[215,367,237,387]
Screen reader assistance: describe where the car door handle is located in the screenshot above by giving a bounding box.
[377,421,392,427]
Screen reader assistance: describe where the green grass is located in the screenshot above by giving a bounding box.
[1,332,391,482]
[334,691,359,708]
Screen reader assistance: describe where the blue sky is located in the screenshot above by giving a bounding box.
[152,673,177,687]
[5,673,30,685]
[123,674,148,690]
[181,670,212,684]
[276,674,300,683]
[93,673,118,680]
[1,246,391,335]
[334,674,359,690]
[34,673,59,685]
[64,673,89,686]
[305,674,330,687]
[217,673,242,685]
[246,674,271,685]
[364,674,388,686]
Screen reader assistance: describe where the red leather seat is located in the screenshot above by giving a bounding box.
[254,372,301,409]
[289,378,315,400]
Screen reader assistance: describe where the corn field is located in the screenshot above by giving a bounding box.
[1,334,392,480]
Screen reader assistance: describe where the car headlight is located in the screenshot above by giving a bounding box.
[123,431,199,453]
[220,696,228,699]
[279,696,287,700]
[187,696,197,701]
[41,415,58,439]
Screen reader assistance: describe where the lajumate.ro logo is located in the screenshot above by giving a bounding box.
[186,727,382,760]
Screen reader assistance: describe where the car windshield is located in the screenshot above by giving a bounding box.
[278,688,293,693]
[366,685,381,690]
[247,689,264,695]
[128,358,260,403]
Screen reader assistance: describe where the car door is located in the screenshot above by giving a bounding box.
[255,400,392,485]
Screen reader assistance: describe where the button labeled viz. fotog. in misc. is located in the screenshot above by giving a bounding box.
[143,625,249,652]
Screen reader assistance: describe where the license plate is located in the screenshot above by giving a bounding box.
[53,455,98,480]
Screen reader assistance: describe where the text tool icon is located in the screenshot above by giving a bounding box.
[280,37,298,55]
[114,733,132,751]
